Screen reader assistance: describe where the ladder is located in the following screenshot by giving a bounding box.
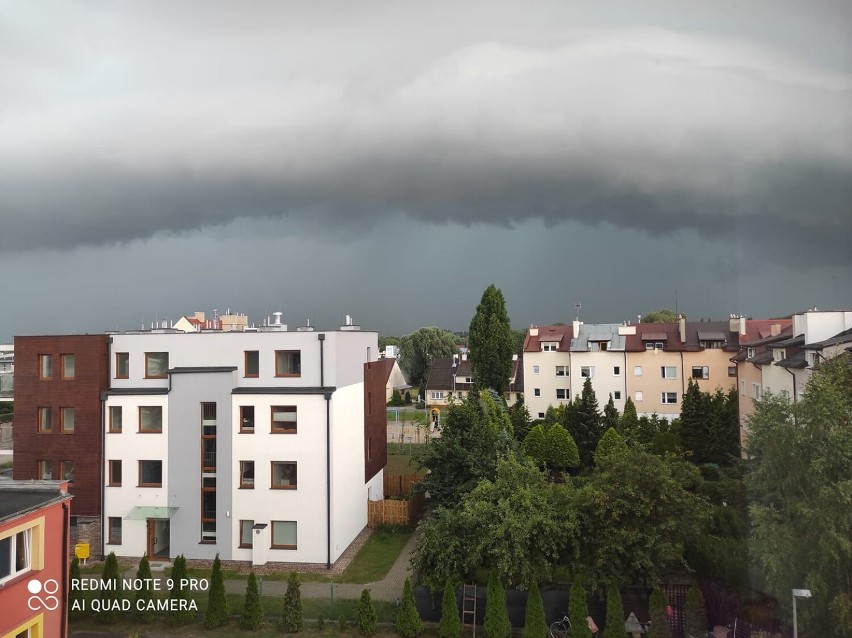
[462,583,477,637]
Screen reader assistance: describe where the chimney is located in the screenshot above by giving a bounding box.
[739,316,746,336]
[770,323,781,336]
[679,315,686,343]
[572,320,581,335]
[529,325,538,337]
[461,352,467,362]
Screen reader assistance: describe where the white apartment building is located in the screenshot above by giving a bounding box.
[102,322,383,567]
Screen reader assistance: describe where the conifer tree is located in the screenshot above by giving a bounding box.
[356,588,378,636]
[204,554,230,628]
[396,579,422,638]
[602,585,624,638]
[545,424,580,472]
[98,552,122,625]
[522,581,547,638]
[69,555,86,621]
[684,584,708,638]
[134,555,155,623]
[484,571,510,638]
[468,285,514,395]
[523,424,547,466]
[647,588,670,638]
[241,571,264,630]
[572,378,603,469]
[569,582,592,638]
[438,579,462,638]
[594,427,627,463]
[168,554,194,626]
[279,571,303,632]
[603,394,620,431]
[620,397,639,441]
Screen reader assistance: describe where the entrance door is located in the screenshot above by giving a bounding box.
[146,519,156,558]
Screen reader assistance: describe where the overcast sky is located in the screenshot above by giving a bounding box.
[1,0,850,341]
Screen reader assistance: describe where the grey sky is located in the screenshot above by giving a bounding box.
[1,1,850,340]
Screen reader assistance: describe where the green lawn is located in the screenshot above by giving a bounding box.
[385,409,423,422]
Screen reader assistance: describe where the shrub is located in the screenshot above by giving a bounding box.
[356,588,378,636]
[316,612,326,630]
[279,571,303,632]
[134,556,155,624]
[546,424,580,471]
[204,554,229,628]
[241,571,264,630]
[69,556,86,621]
[684,584,708,638]
[396,579,422,638]
[484,571,510,638]
[569,582,592,638]
[647,588,670,638]
[167,555,194,626]
[523,581,547,638]
[438,579,461,638]
[602,585,624,638]
[99,552,122,625]
[389,390,406,406]
[339,614,349,631]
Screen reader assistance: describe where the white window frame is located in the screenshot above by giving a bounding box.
[661,392,678,405]
[555,389,569,400]
[613,366,621,376]
[555,366,568,377]
[580,366,595,378]
[532,365,540,375]
[752,384,762,400]
[633,366,643,376]
[542,343,557,352]
[534,388,541,397]
[429,391,444,400]
[661,366,677,379]
[634,391,644,402]
[691,366,710,380]
[0,527,33,585]
[613,391,622,400]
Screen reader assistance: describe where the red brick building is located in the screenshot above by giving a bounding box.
[0,480,73,638]
[13,335,110,552]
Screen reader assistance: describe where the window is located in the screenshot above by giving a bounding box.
[465,377,472,383]
[614,391,622,400]
[773,349,784,362]
[201,521,217,543]
[581,366,595,378]
[145,352,168,378]
[691,366,710,380]
[244,351,259,377]
[271,462,297,489]
[108,460,122,486]
[746,347,756,359]
[728,366,737,377]
[661,392,678,404]
[700,340,725,349]
[39,355,53,380]
[202,491,216,521]
[201,402,216,435]
[534,388,541,397]
[38,460,52,480]
[555,366,568,376]
[139,460,163,487]
[60,407,75,433]
[271,406,297,433]
[635,391,644,402]
[589,341,609,352]
[240,520,254,548]
[537,412,545,419]
[532,365,540,375]
[240,406,255,432]
[752,384,762,400]
[429,391,443,400]
[108,517,122,544]
[0,528,33,584]
[61,460,74,481]
[542,343,557,352]
[633,366,643,376]
[202,438,216,470]
[271,521,297,549]
[109,406,122,432]
[239,461,255,488]
[613,366,621,376]
[38,407,52,432]
[61,354,75,379]
[556,389,569,400]
[661,366,677,379]
[115,352,129,379]
[275,350,301,377]
[139,406,163,433]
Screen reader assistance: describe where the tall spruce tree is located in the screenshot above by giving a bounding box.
[619,397,640,441]
[602,585,624,638]
[134,555,155,623]
[468,285,514,395]
[205,554,230,628]
[523,581,547,638]
[680,379,711,463]
[98,552,122,625]
[572,377,603,469]
[603,394,620,431]
[484,571,511,638]
[569,582,592,638]
[509,396,533,442]
[438,579,462,638]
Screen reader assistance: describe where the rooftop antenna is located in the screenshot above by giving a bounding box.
[675,288,678,317]
[574,302,582,322]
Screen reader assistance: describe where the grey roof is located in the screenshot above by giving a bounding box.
[0,481,72,524]
[776,352,808,369]
[697,331,727,341]
[570,324,626,352]
[803,327,852,349]
[640,332,668,341]
[231,386,335,395]
[770,335,806,348]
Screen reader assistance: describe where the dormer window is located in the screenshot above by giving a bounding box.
[542,343,557,352]
[773,349,785,362]
[747,347,756,359]
[589,341,609,352]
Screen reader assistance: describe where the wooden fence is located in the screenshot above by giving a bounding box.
[367,491,426,528]
[384,472,424,497]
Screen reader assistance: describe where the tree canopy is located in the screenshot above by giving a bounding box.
[468,284,514,395]
[399,327,461,389]
[746,356,852,636]
[641,309,682,323]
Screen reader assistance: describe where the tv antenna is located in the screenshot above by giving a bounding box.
[574,302,582,322]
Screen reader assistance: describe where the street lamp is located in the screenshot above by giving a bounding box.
[792,588,811,638]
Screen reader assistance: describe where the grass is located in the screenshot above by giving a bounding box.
[385,408,423,422]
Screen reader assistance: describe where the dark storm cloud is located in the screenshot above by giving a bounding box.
[1,1,850,265]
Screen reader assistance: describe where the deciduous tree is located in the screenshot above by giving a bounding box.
[399,327,461,389]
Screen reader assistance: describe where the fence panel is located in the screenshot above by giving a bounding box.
[384,472,424,497]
